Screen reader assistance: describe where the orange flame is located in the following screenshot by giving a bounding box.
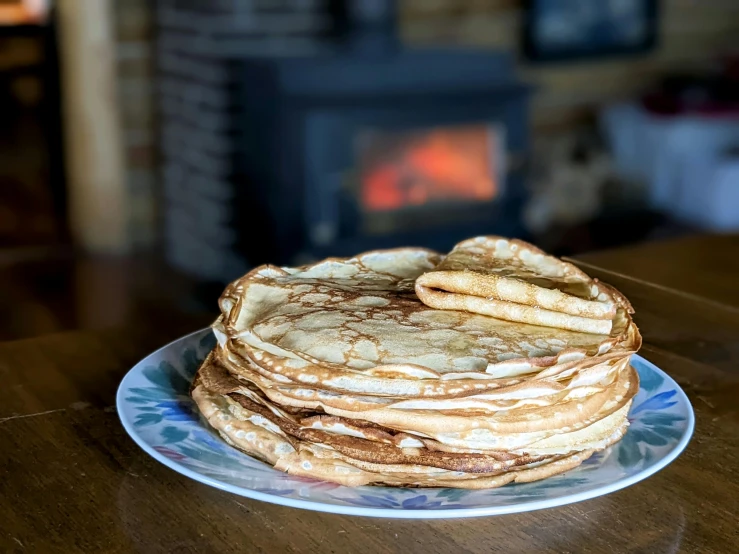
[361,127,498,212]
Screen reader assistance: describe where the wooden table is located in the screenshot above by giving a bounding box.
[2,235,738,553]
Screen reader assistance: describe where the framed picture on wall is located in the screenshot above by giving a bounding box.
[523,0,659,62]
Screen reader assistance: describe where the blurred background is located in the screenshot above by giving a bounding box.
[1,0,738,338]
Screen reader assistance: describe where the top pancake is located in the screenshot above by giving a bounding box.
[215,245,640,399]
[415,237,631,334]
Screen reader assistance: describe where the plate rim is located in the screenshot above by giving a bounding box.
[117,329,695,519]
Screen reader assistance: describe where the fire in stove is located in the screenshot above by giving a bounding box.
[358,125,501,212]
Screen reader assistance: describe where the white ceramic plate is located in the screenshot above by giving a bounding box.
[117,330,694,519]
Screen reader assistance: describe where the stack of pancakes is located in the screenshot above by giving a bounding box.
[192,236,641,488]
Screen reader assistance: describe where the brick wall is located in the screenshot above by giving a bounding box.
[112,0,157,249]
[111,0,739,249]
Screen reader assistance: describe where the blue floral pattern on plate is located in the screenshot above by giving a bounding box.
[117,330,694,518]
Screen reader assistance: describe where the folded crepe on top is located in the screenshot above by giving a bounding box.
[415,236,632,334]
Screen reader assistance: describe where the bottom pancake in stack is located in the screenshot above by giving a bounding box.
[191,349,638,488]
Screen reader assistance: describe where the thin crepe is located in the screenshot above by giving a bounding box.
[415,236,632,334]
[214,247,639,400]
[193,239,641,488]
[199,348,637,453]
[194,382,600,488]
[192,355,630,487]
